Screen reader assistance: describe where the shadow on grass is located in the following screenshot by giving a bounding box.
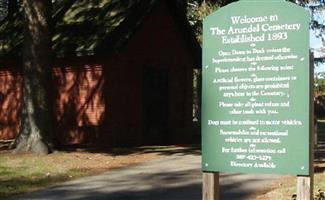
[0,141,201,157]
[56,144,201,157]
[0,167,86,199]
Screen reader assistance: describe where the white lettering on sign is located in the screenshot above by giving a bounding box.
[209,14,301,44]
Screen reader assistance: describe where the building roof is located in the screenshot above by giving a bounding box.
[0,0,201,65]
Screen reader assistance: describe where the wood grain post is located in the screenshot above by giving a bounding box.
[297,176,313,200]
[203,172,219,200]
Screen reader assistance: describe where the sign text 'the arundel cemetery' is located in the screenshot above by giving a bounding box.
[202,0,311,175]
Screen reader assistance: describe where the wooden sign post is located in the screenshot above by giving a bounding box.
[297,176,313,200]
[202,0,313,199]
[203,172,219,200]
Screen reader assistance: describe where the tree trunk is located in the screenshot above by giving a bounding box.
[12,0,54,155]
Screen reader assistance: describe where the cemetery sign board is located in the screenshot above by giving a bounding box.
[202,0,311,175]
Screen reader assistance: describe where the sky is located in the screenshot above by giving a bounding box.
[311,32,323,57]
[311,31,324,74]
[309,5,325,74]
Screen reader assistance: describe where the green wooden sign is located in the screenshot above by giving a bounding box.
[202,0,311,175]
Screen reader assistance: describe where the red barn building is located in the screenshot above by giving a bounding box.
[0,0,200,146]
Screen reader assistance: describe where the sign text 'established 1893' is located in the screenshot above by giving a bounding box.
[202,0,311,175]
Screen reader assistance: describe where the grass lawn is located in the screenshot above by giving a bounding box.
[0,147,161,199]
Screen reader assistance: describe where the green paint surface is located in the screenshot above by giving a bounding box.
[202,0,310,175]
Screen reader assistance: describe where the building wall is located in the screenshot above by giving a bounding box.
[99,0,196,145]
[0,1,198,146]
[52,58,105,145]
[0,62,22,140]
[52,1,197,146]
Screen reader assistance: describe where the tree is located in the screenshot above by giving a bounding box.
[292,0,325,64]
[7,0,18,19]
[315,72,325,96]
[0,0,19,21]
[0,2,7,20]
[11,0,54,155]
[187,0,239,42]
[187,0,219,42]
